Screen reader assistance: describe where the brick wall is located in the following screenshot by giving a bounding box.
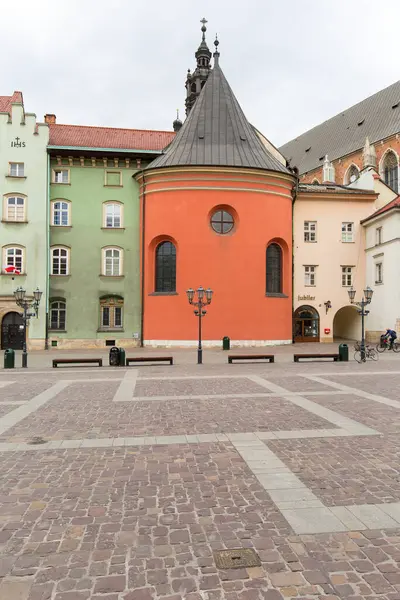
[301,135,400,184]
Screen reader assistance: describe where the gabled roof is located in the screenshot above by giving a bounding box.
[0,91,23,114]
[147,60,291,173]
[48,123,175,152]
[279,80,400,174]
[361,195,400,223]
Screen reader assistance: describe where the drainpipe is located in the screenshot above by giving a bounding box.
[45,153,50,350]
[140,169,146,348]
[291,168,299,344]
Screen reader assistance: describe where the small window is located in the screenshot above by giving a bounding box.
[102,247,122,276]
[341,266,353,287]
[3,246,24,273]
[5,196,26,222]
[9,162,24,177]
[266,243,282,294]
[51,247,69,275]
[105,171,122,186]
[50,301,66,330]
[375,227,382,245]
[100,297,123,329]
[375,262,383,284]
[52,201,70,226]
[53,169,70,184]
[304,265,316,286]
[341,222,354,243]
[304,221,317,242]
[346,165,359,184]
[155,241,176,292]
[104,202,122,228]
[210,210,234,234]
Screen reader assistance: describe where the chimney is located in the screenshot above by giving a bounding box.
[44,114,56,124]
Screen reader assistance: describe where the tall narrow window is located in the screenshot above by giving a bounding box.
[155,241,176,292]
[341,222,354,243]
[375,227,382,245]
[341,266,353,287]
[3,246,24,272]
[383,151,399,192]
[266,243,282,294]
[52,201,70,226]
[304,221,317,242]
[50,301,66,330]
[375,263,383,284]
[104,203,122,228]
[5,196,26,222]
[304,265,316,286]
[103,247,122,276]
[51,247,69,275]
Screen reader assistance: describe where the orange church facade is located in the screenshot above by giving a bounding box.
[139,167,294,345]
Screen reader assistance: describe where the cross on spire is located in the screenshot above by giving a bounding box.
[200,17,208,40]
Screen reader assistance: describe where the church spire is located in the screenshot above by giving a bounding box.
[185,18,212,116]
[173,109,183,132]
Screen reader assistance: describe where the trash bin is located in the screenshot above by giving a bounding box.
[222,336,230,351]
[338,343,348,362]
[118,347,126,367]
[4,348,15,369]
[109,346,120,366]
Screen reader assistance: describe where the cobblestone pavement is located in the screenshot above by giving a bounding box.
[0,357,399,599]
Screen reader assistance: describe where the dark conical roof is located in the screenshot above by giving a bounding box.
[147,61,290,173]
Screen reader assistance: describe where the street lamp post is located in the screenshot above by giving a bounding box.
[186,286,213,364]
[13,287,43,368]
[348,286,373,362]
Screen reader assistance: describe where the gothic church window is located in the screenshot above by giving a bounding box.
[155,241,176,292]
[382,151,399,192]
[266,243,282,294]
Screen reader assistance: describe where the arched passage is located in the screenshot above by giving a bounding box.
[1,312,24,349]
[333,305,360,341]
[293,305,320,342]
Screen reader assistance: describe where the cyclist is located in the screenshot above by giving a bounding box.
[385,328,397,349]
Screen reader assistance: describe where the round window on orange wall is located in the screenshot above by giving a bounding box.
[210,209,234,234]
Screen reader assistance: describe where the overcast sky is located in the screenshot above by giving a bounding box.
[1,0,399,147]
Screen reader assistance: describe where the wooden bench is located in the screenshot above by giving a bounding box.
[228,354,274,364]
[294,353,339,362]
[126,356,173,366]
[53,358,103,368]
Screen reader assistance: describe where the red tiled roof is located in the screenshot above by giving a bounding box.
[0,91,23,114]
[362,195,400,222]
[48,123,175,152]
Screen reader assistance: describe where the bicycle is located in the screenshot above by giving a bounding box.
[354,341,378,363]
[376,336,400,353]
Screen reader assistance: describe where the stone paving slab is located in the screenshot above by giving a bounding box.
[134,377,269,397]
[0,380,57,403]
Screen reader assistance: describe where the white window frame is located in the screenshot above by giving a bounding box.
[102,247,122,276]
[49,300,66,330]
[2,245,25,273]
[104,170,122,187]
[341,222,354,243]
[51,200,71,226]
[51,246,70,276]
[341,266,353,287]
[103,202,123,228]
[52,169,70,184]
[375,262,383,284]
[9,162,24,177]
[304,221,317,242]
[3,194,26,222]
[375,227,382,245]
[304,265,316,286]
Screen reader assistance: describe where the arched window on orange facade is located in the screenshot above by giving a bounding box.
[266,243,282,294]
[155,241,176,292]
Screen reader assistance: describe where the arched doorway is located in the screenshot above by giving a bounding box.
[333,305,360,341]
[1,312,24,350]
[294,306,320,342]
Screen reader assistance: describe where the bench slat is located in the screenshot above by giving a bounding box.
[126,357,173,365]
[228,355,274,363]
[294,354,339,362]
[53,358,102,368]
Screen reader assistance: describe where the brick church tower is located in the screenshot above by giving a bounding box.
[137,24,296,347]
